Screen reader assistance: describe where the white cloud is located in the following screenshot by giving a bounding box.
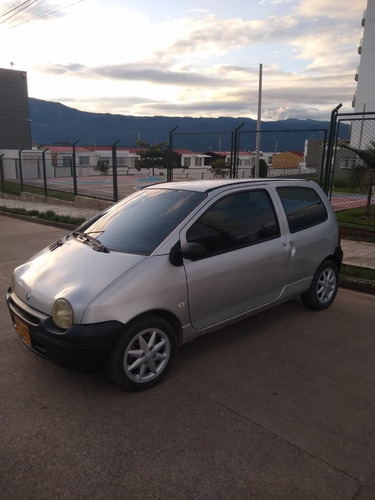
[297,0,365,19]
[0,0,368,120]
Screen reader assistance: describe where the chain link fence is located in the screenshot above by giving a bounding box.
[170,128,328,182]
[0,128,334,202]
[237,128,327,179]
[0,147,141,201]
[326,113,375,214]
[1,114,374,219]
[170,131,234,181]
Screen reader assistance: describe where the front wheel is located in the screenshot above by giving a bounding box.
[107,315,177,391]
[301,260,339,310]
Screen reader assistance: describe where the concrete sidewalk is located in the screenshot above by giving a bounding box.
[1,195,375,270]
[0,195,100,221]
[341,239,375,270]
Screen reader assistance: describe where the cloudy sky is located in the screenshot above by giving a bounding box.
[0,0,368,120]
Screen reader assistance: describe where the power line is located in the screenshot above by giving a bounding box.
[1,0,84,28]
[0,0,46,25]
[11,0,85,27]
[0,0,39,19]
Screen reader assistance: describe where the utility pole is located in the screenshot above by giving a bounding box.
[255,63,263,178]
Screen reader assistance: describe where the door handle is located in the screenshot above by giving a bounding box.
[289,242,296,257]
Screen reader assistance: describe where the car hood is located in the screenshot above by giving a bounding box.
[13,236,147,322]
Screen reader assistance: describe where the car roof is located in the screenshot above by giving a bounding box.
[145,178,312,193]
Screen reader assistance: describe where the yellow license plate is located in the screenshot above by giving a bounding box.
[14,315,31,346]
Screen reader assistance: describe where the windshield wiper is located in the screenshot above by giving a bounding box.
[72,230,109,253]
[49,239,64,252]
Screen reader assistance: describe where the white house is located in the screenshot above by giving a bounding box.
[176,149,210,168]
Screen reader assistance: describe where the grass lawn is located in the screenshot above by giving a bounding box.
[331,179,371,196]
[341,264,375,282]
[1,181,74,202]
[0,205,85,226]
[336,206,375,232]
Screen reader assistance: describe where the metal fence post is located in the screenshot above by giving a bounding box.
[168,126,178,182]
[233,123,244,178]
[72,140,80,197]
[112,139,121,202]
[0,154,4,192]
[319,130,329,186]
[229,132,235,178]
[324,104,342,193]
[42,148,49,197]
[18,148,24,192]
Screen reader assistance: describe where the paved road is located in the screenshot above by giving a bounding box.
[1,216,375,500]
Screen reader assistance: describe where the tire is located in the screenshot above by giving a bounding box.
[301,260,339,311]
[106,315,177,391]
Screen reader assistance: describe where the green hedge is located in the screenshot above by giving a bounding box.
[0,206,85,227]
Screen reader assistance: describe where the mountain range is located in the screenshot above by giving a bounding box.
[29,98,336,153]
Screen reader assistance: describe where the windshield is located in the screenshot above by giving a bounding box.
[79,188,205,254]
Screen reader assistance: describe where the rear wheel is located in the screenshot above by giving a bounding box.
[107,315,177,391]
[301,260,339,310]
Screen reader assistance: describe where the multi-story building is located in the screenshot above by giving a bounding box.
[0,67,32,150]
[351,0,375,149]
[353,0,375,114]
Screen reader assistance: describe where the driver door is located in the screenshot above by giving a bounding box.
[181,189,291,330]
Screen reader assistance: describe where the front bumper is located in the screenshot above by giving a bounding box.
[6,288,123,371]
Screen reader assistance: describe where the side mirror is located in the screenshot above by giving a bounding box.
[180,242,207,261]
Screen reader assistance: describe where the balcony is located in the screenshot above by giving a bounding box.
[352,92,357,108]
[355,66,359,81]
[362,9,366,27]
[358,38,363,55]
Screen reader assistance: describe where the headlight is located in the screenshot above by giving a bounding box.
[52,298,73,330]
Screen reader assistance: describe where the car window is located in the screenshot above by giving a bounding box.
[80,188,206,254]
[277,186,328,233]
[186,190,280,257]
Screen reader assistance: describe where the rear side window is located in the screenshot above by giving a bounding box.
[186,189,280,257]
[277,186,328,233]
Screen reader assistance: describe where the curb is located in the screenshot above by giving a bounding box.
[339,276,375,295]
[0,211,79,230]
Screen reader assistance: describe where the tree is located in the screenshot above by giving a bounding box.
[340,140,375,219]
[94,158,110,175]
[135,140,173,174]
[210,158,229,178]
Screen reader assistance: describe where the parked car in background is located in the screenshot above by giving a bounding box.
[6,179,343,390]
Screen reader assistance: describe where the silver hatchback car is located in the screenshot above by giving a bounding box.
[7,179,343,390]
